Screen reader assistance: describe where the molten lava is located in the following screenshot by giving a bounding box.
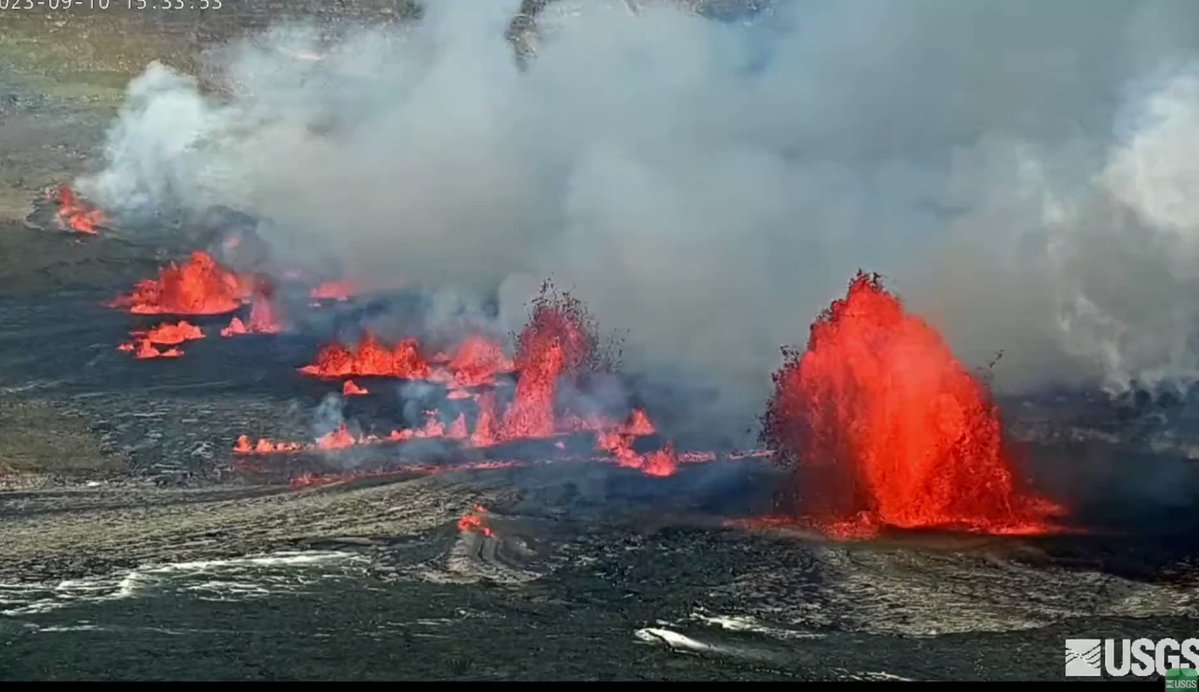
[310,280,356,302]
[222,282,284,337]
[220,317,248,337]
[132,321,205,345]
[448,335,515,387]
[596,431,678,477]
[55,186,105,234]
[624,408,656,436]
[457,505,496,538]
[111,251,249,316]
[342,380,370,397]
[118,339,184,360]
[471,391,499,447]
[234,435,303,454]
[316,424,357,450]
[299,332,431,380]
[761,271,1061,538]
[447,413,468,440]
[500,282,601,440]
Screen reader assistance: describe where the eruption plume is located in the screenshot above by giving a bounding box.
[73,2,1199,435]
[761,272,1063,539]
[110,251,249,316]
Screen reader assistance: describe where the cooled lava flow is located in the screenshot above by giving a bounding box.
[55,186,106,234]
[299,332,431,380]
[761,271,1063,539]
[110,251,251,315]
[221,281,285,337]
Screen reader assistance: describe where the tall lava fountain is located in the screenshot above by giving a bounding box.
[762,272,1063,539]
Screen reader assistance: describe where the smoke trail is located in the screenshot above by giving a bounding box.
[78,0,1199,441]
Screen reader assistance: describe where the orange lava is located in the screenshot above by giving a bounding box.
[457,505,496,538]
[596,431,679,477]
[133,320,205,345]
[220,317,248,337]
[316,424,357,450]
[447,413,468,439]
[299,332,431,380]
[448,335,515,387]
[471,391,499,447]
[223,282,284,337]
[761,271,1063,538]
[56,186,105,235]
[234,434,303,454]
[111,251,249,316]
[624,408,656,436]
[310,280,356,302]
[500,282,599,440]
[342,380,370,396]
[118,339,183,360]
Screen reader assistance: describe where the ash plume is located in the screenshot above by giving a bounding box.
[78,0,1199,441]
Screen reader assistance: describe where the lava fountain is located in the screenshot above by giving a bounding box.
[110,251,250,316]
[761,271,1063,539]
[299,332,431,380]
[500,281,602,440]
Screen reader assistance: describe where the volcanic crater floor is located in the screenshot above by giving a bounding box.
[3,211,1199,680]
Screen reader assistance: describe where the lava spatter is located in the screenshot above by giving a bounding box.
[132,321,205,345]
[55,185,105,235]
[448,334,515,387]
[500,281,605,441]
[110,251,249,316]
[222,281,284,337]
[761,271,1063,538]
[457,505,496,538]
[300,332,431,380]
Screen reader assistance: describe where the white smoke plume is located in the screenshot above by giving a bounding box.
[78,0,1199,440]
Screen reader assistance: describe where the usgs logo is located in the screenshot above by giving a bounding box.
[1065,638,1199,677]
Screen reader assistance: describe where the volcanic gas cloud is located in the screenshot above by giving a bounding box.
[110,251,250,315]
[762,271,1062,539]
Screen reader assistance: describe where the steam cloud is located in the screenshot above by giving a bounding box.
[78,0,1199,442]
